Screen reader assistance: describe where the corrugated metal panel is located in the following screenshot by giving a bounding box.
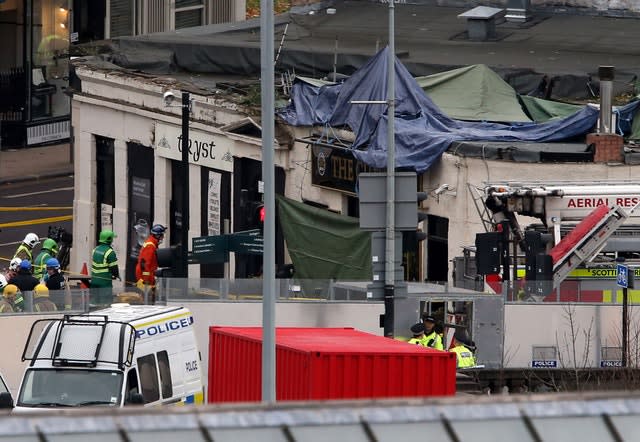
[110,0,133,37]
[210,0,234,24]
[209,327,456,403]
[146,0,166,34]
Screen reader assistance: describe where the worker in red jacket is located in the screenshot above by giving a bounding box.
[135,224,166,303]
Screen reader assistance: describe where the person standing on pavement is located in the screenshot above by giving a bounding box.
[91,230,120,306]
[407,322,427,346]
[0,284,18,313]
[33,238,59,281]
[4,257,21,281]
[9,260,39,293]
[449,330,476,369]
[33,284,57,312]
[421,314,444,350]
[14,233,40,262]
[0,284,23,313]
[136,224,166,304]
[44,258,66,290]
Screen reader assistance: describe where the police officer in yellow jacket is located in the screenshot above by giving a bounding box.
[407,322,427,346]
[450,330,476,368]
[421,314,444,350]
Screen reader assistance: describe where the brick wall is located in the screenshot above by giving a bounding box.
[587,133,624,163]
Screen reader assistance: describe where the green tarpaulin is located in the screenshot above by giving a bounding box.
[276,194,371,279]
[519,95,582,122]
[415,64,532,123]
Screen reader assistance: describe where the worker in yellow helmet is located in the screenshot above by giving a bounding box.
[33,284,57,312]
[0,284,21,313]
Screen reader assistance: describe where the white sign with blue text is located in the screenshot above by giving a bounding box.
[617,264,629,288]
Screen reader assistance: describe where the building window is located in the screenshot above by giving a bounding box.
[175,0,204,29]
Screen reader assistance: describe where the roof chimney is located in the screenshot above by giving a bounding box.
[598,66,615,134]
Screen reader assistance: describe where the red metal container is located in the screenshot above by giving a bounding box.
[208,327,457,403]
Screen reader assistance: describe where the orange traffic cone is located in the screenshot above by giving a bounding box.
[80,262,89,289]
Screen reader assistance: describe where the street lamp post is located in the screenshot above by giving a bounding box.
[180,91,190,279]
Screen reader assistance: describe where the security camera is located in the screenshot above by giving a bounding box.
[163,91,176,106]
[434,184,452,195]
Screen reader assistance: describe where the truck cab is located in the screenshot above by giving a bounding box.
[14,304,203,411]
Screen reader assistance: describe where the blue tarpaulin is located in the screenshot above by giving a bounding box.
[278,47,612,173]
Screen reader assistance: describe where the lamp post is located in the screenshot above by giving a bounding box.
[180,91,190,279]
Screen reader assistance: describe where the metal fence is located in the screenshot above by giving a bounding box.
[2,392,640,441]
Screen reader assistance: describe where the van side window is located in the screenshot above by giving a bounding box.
[124,368,139,404]
[137,354,160,403]
[157,351,173,398]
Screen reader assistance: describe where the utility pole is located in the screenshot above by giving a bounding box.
[260,0,276,403]
[383,0,396,339]
[180,91,190,279]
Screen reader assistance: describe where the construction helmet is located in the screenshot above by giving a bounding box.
[99,230,116,244]
[0,275,7,290]
[34,284,49,298]
[46,257,60,270]
[9,257,22,272]
[20,260,32,271]
[24,233,40,248]
[3,284,19,300]
[42,238,59,254]
[150,224,167,238]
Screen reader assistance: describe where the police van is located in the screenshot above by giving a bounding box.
[14,304,204,410]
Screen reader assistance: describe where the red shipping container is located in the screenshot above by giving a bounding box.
[208,326,457,403]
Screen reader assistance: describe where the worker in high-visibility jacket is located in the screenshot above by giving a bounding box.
[33,238,59,281]
[421,314,444,350]
[91,230,119,306]
[14,233,40,262]
[450,330,476,368]
[407,322,427,346]
[135,224,166,304]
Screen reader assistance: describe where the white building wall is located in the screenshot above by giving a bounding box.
[71,68,292,279]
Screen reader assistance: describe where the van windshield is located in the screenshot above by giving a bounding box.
[18,369,123,407]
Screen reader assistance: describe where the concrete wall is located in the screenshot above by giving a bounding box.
[0,302,384,399]
[1,301,632,399]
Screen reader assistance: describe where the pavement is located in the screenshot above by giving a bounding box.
[0,143,74,185]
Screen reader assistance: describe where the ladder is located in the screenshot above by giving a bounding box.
[551,205,630,287]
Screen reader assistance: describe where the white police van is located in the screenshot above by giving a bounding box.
[14,304,203,410]
[0,371,12,409]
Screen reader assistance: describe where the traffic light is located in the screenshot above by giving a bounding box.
[249,201,264,234]
[534,253,554,296]
[475,232,501,275]
[523,230,553,281]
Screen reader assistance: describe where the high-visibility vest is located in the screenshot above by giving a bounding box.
[14,243,32,262]
[91,244,117,287]
[450,345,476,368]
[33,251,53,280]
[408,337,425,346]
[422,331,444,350]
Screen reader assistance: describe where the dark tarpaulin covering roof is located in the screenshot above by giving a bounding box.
[276,194,371,280]
[278,47,605,173]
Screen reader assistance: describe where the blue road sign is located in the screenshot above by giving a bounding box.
[617,264,629,288]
